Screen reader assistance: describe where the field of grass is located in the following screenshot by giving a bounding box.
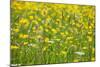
[11,0,95,66]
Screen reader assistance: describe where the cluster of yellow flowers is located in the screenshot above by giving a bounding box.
[11,0,95,64]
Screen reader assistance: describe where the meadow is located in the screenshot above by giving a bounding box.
[11,0,95,66]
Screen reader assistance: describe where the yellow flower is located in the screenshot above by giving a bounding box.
[29,16,34,20]
[23,42,28,45]
[92,48,95,54]
[82,47,87,50]
[76,23,80,28]
[34,20,38,24]
[91,57,95,61]
[84,24,88,29]
[39,26,43,30]
[67,36,73,40]
[87,36,92,42]
[45,37,49,42]
[51,29,57,34]
[89,26,92,29]
[60,32,65,36]
[13,28,19,33]
[19,34,28,38]
[65,31,69,35]
[41,8,48,16]
[19,18,28,24]
[11,45,19,49]
[45,29,49,32]
[23,34,28,38]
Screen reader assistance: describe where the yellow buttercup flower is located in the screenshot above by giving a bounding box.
[89,26,92,29]
[19,34,28,39]
[11,45,19,49]
[23,34,28,38]
[23,42,28,45]
[51,29,57,34]
[29,16,34,20]
[13,28,19,33]
[19,18,28,24]
[39,26,43,30]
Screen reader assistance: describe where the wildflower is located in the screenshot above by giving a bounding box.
[60,32,65,36]
[89,26,92,29]
[67,37,73,40]
[92,48,95,54]
[29,15,34,20]
[33,20,38,25]
[45,29,49,32]
[82,47,87,50]
[87,36,92,42]
[41,8,48,16]
[13,28,19,33]
[23,42,28,45]
[11,45,19,49]
[19,34,28,39]
[51,29,57,34]
[38,18,41,21]
[65,31,68,35]
[74,52,85,56]
[45,37,49,42]
[39,26,43,30]
[19,18,28,24]
[91,57,95,61]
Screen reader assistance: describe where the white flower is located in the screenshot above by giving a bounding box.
[74,52,85,56]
